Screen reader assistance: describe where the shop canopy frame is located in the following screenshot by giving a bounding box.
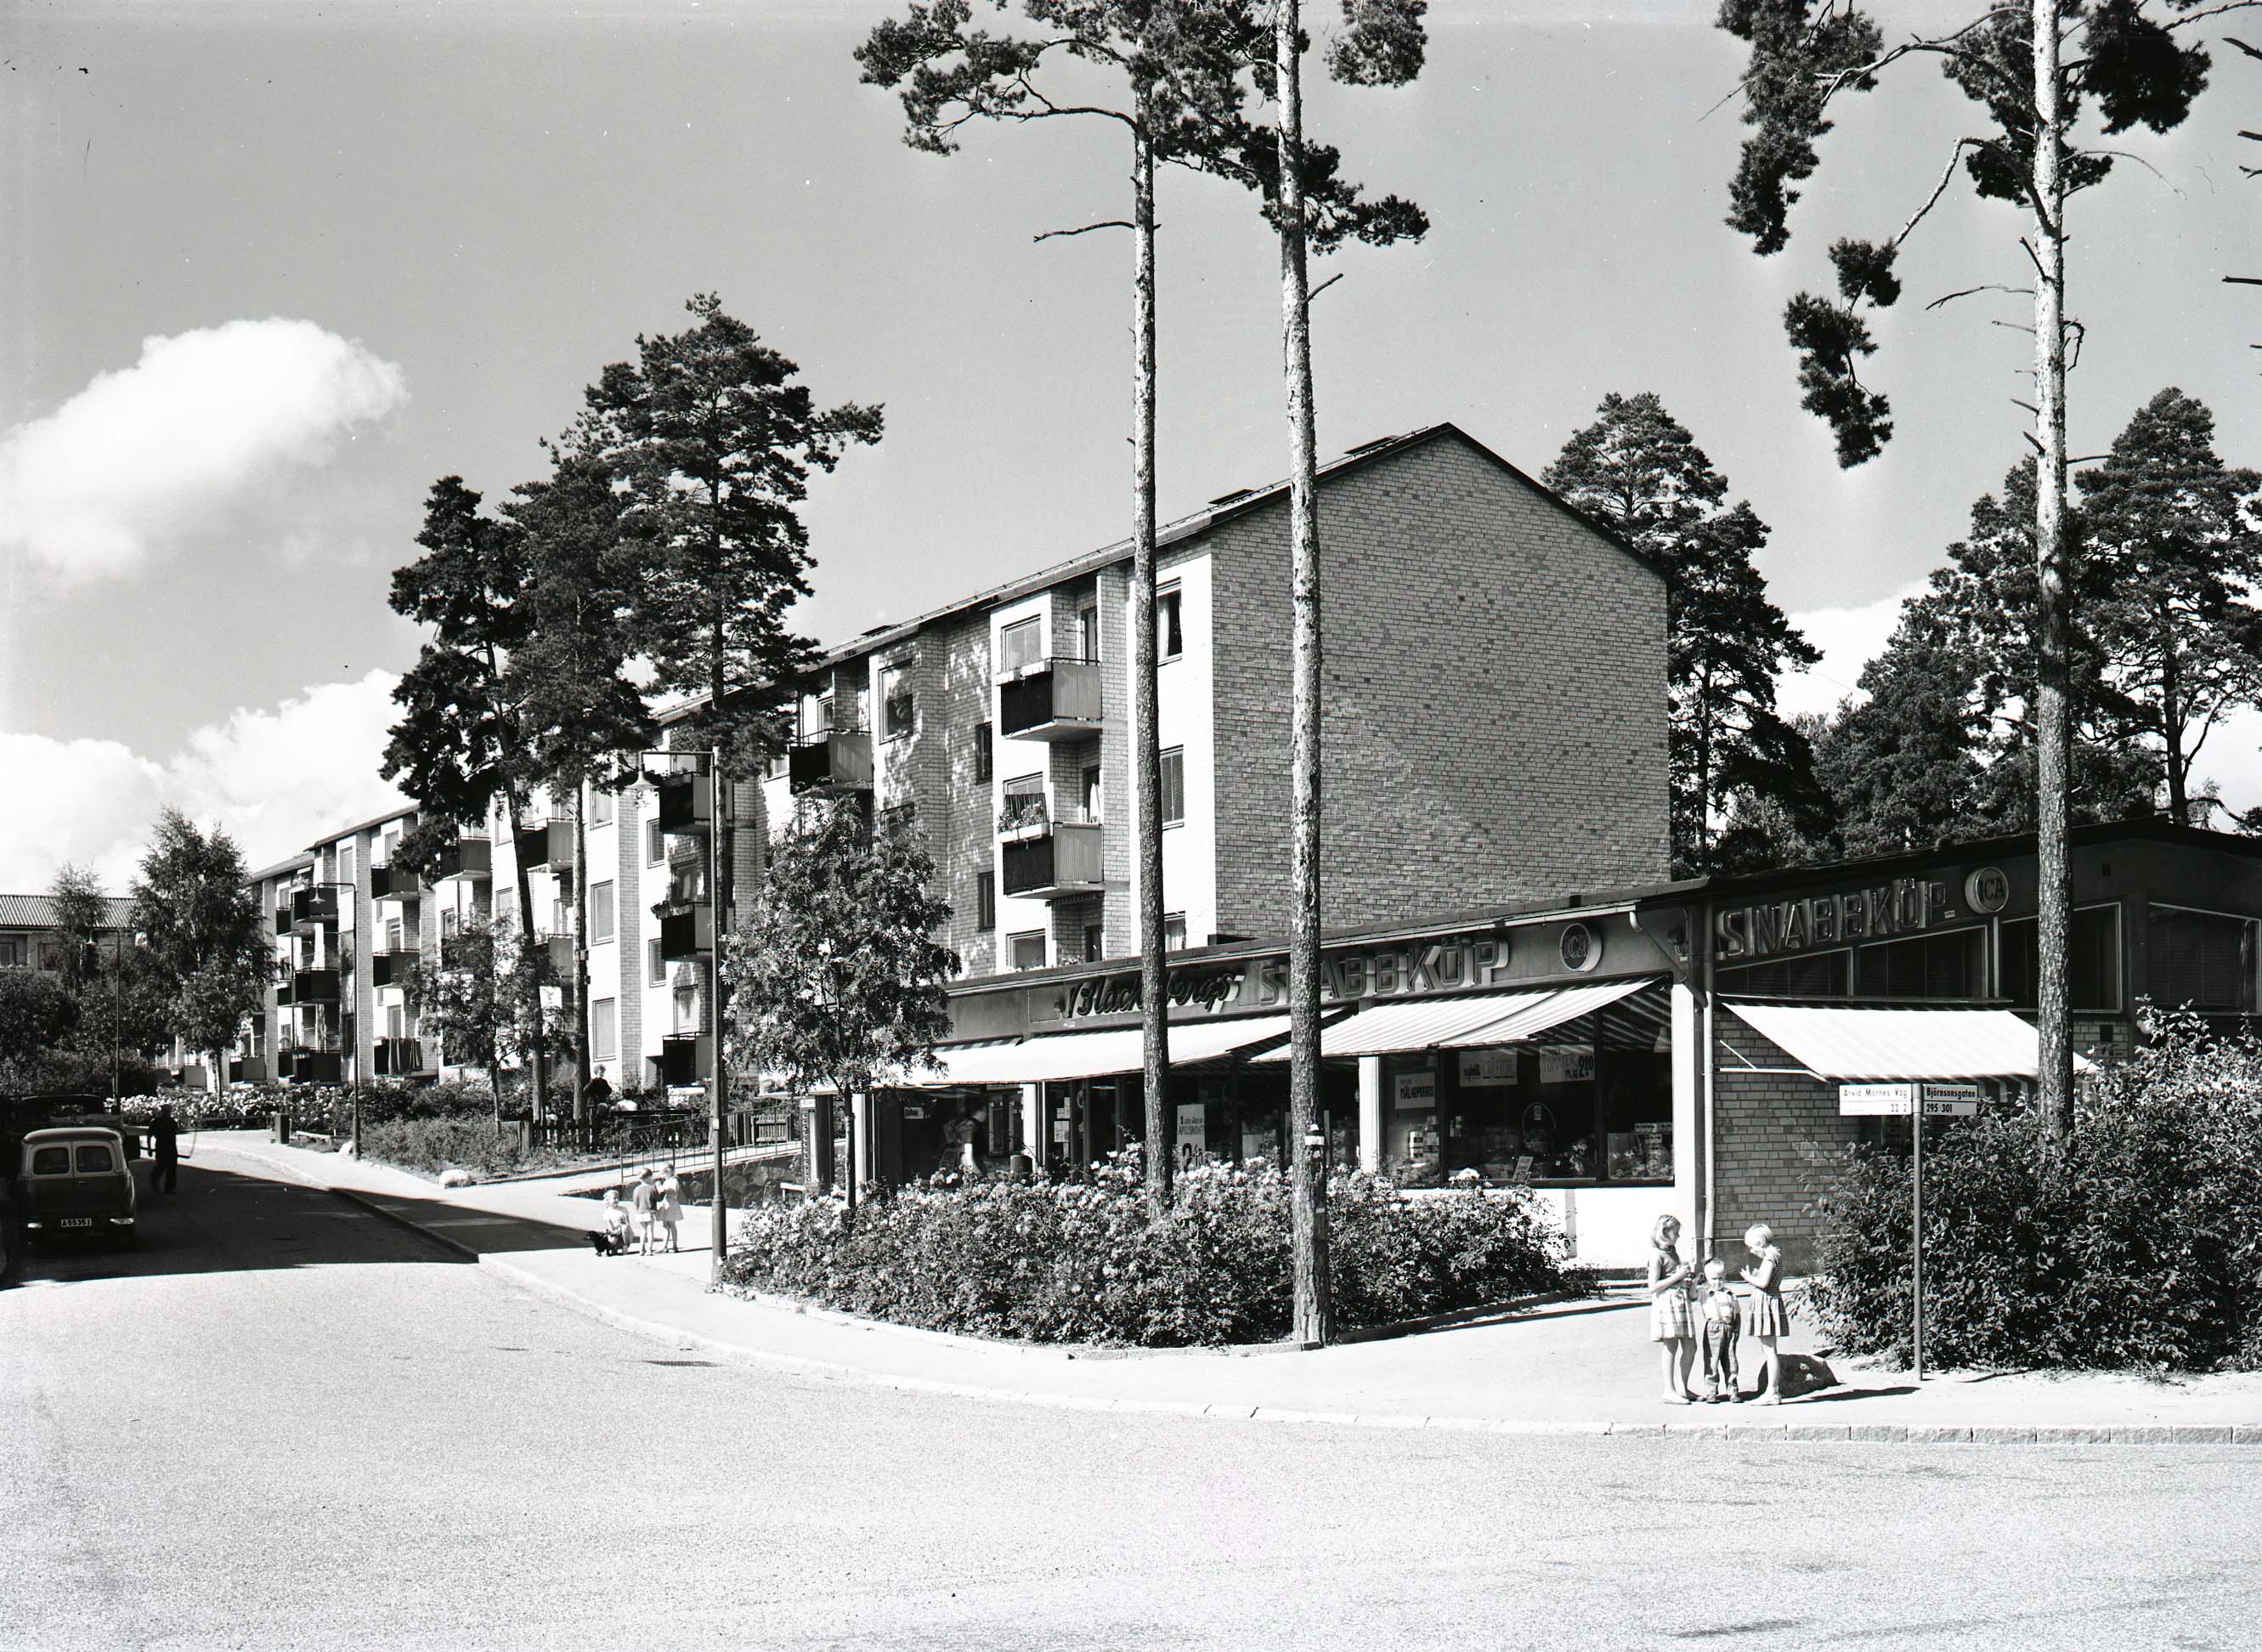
[1248,976,1658,1063]
[1722,1003,2100,1082]
[892,1013,1324,1089]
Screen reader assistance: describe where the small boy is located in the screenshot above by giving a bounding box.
[1699,1256,1743,1402]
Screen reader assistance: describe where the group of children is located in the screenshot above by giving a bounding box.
[590,1164,682,1258]
[1647,1214,1790,1406]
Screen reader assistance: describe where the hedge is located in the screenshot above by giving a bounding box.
[717,1151,1580,1347]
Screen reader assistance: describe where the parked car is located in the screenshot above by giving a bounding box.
[12,1126,138,1249]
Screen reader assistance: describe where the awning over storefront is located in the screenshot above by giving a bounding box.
[1722,1003,2098,1081]
[1250,976,1657,1062]
[900,1015,1298,1088]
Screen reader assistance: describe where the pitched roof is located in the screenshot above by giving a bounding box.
[0,893,136,931]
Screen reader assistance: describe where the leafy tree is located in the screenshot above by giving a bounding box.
[722,797,958,1214]
[0,970,81,1071]
[401,917,563,1123]
[1718,0,2225,1135]
[382,475,556,1121]
[129,808,267,1095]
[1545,393,1824,874]
[2076,388,2262,823]
[48,863,110,997]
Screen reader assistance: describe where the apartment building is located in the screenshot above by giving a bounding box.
[252,421,1667,1097]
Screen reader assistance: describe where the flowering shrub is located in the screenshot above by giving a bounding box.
[359,1114,573,1180]
[1805,1008,2262,1372]
[717,1151,1576,1347]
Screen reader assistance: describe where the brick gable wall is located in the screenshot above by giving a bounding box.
[1709,1016,1862,1270]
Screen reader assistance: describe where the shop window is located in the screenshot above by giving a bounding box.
[1009,931,1047,972]
[976,872,996,931]
[592,998,617,1062]
[1997,906,2121,1011]
[1160,748,1185,827]
[999,616,1043,674]
[1157,586,1184,660]
[1856,926,1983,999]
[590,789,614,828]
[1716,950,1851,999]
[590,880,615,945]
[2146,906,2255,1012]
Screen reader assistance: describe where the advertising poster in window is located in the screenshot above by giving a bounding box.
[1458,1048,1516,1088]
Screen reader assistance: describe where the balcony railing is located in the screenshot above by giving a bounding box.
[658,1033,713,1089]
[291,968,339,1004]
[997,798,1100,840]
[788,727,874,794]
[655,772,711,834]
[1000,818,1106,900]
[370,863,417,902]
[273,901,291,935]
[660,905,715,962]
[286,1049,342,1085]
[370,950,413,988]
[289,885,339,930]
[514,819,576,872]
[374,1037,427,1078]
[433,836,492,881]
[996,655,1103,741]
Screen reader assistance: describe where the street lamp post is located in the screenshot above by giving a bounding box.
[708,744,727,1281]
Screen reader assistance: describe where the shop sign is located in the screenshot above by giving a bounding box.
[1458,1048,1517,1088]
[1537,1048,1594,1084]
[1838,1082,1982,1117]
[1175,1102,1207,1155]
[1559,921,1601,973]
[1716,876,1956,963]
[1394,1069,1438,1108]
[1057,936,1515,1021]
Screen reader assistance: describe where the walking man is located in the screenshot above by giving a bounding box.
[150,1106,180,1196]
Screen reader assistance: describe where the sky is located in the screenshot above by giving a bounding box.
[3,0,2259,891]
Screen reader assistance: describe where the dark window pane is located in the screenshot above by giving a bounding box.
[2147,908,2254,1011]
[1716,951,1850,998]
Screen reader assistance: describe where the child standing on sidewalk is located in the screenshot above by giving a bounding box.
[631,1168,658,1257]
[1647,1214,1696,1404]
[656,1164,682,1254]
[1697,1257,1742,1402]
[1740,1224,1790,1404]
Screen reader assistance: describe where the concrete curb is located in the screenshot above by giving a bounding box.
[218,1145,2262,1448]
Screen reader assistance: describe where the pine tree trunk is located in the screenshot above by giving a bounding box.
[1275,0,1332,1350]
[1132,115,1172,1204]
[574,784,591,1129]
[2032,0,2074,1140]
[2160,616,2186,823]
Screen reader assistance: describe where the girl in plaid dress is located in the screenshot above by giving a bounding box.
[1648,1214,1697,1403]
[1740,1224,1790,1404]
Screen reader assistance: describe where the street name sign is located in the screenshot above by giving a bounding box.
[1838,1082,1982,1117]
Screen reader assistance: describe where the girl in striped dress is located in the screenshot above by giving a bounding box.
[1648,1214,1697,1404]
[1740,1224,1790,1404]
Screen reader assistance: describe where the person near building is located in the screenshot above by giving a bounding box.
[1739,1224,1790,1404]
[582,1066,614,1114]
[150,1106,180,1196]
[1647,1213,1696,1404]
[655,1163,682,1253]
[1697,1256,1742,1403]
[630,1168,658,1257]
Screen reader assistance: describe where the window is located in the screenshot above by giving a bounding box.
[590,789,614,829]
[1080,761,1102,823]
[1083,921,1105,963]
[1160,747,1185,827]
[0,934,25,969]
[494,891,517,934]
[591,998,618,1062]
[29,1146,68,1176]
[1856,927,1983,999]
[2146,906,2254,1012]
[976,871,996,931]
[36,937,63,972]
[974,722,993,784]
[1077,602,1100,663]
[1163,913,1187,953]
[339,842,356,887]
[381,830,399,868]
[1002,772,1046,833]
[1009,931,1047,971]
[674,984,700,1034]
[76,1144,116,1174]
[551,897,570,939]
[999,616,1043,674]
[1999,906,2121,1012]
[591,880,616,945]
[647,819,665,865]
[1715,951,1852,999]
[1157,586,1184,660]
[881,661,913,738]
[649,938,665,983]
[386,918,404,952]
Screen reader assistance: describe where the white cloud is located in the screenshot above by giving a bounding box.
[1777,582,1928,722]
[0,671,410,894]
[0,319,408,582]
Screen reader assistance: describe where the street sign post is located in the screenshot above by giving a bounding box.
[1838,1081,1988,1381]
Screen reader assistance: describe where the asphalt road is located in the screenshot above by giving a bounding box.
[3,1146,2256,1652]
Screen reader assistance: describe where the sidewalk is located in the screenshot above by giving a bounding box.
[206,1133,2262,1446]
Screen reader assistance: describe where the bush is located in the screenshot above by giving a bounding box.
[358,1114,571,1180]
[716,1151,1577,1348]
[1805,1009,2262,1372]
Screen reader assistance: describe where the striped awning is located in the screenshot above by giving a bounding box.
[893,1015,1296,1089]
[1723,1003,2099,1082]
[1250,976,1657,1061]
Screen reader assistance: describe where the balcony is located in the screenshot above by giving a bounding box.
[286,1049,342,1085]
[433,835,492,882]
[658,1033,713,1089]
[291,968,340,1004]
[274,1049,293,1081]
[289,885,339,930]
[370,863,418,902]
[273,901,291,935]
[370,950,413,988]
[1000,818,1105,901]
[514,819,576,872]
[659,904,715,962]
[374,1037,427,1078]
[655,772,711,834]
[789,727,874,795]
[275,971,295,1008]
[997,656,1103,741]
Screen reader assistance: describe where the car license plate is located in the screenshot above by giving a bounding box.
[61,1217,94,1229]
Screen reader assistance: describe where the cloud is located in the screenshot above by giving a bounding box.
[1777,582,1928,722]
[1,319,408,582]
[0,671,410,894]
